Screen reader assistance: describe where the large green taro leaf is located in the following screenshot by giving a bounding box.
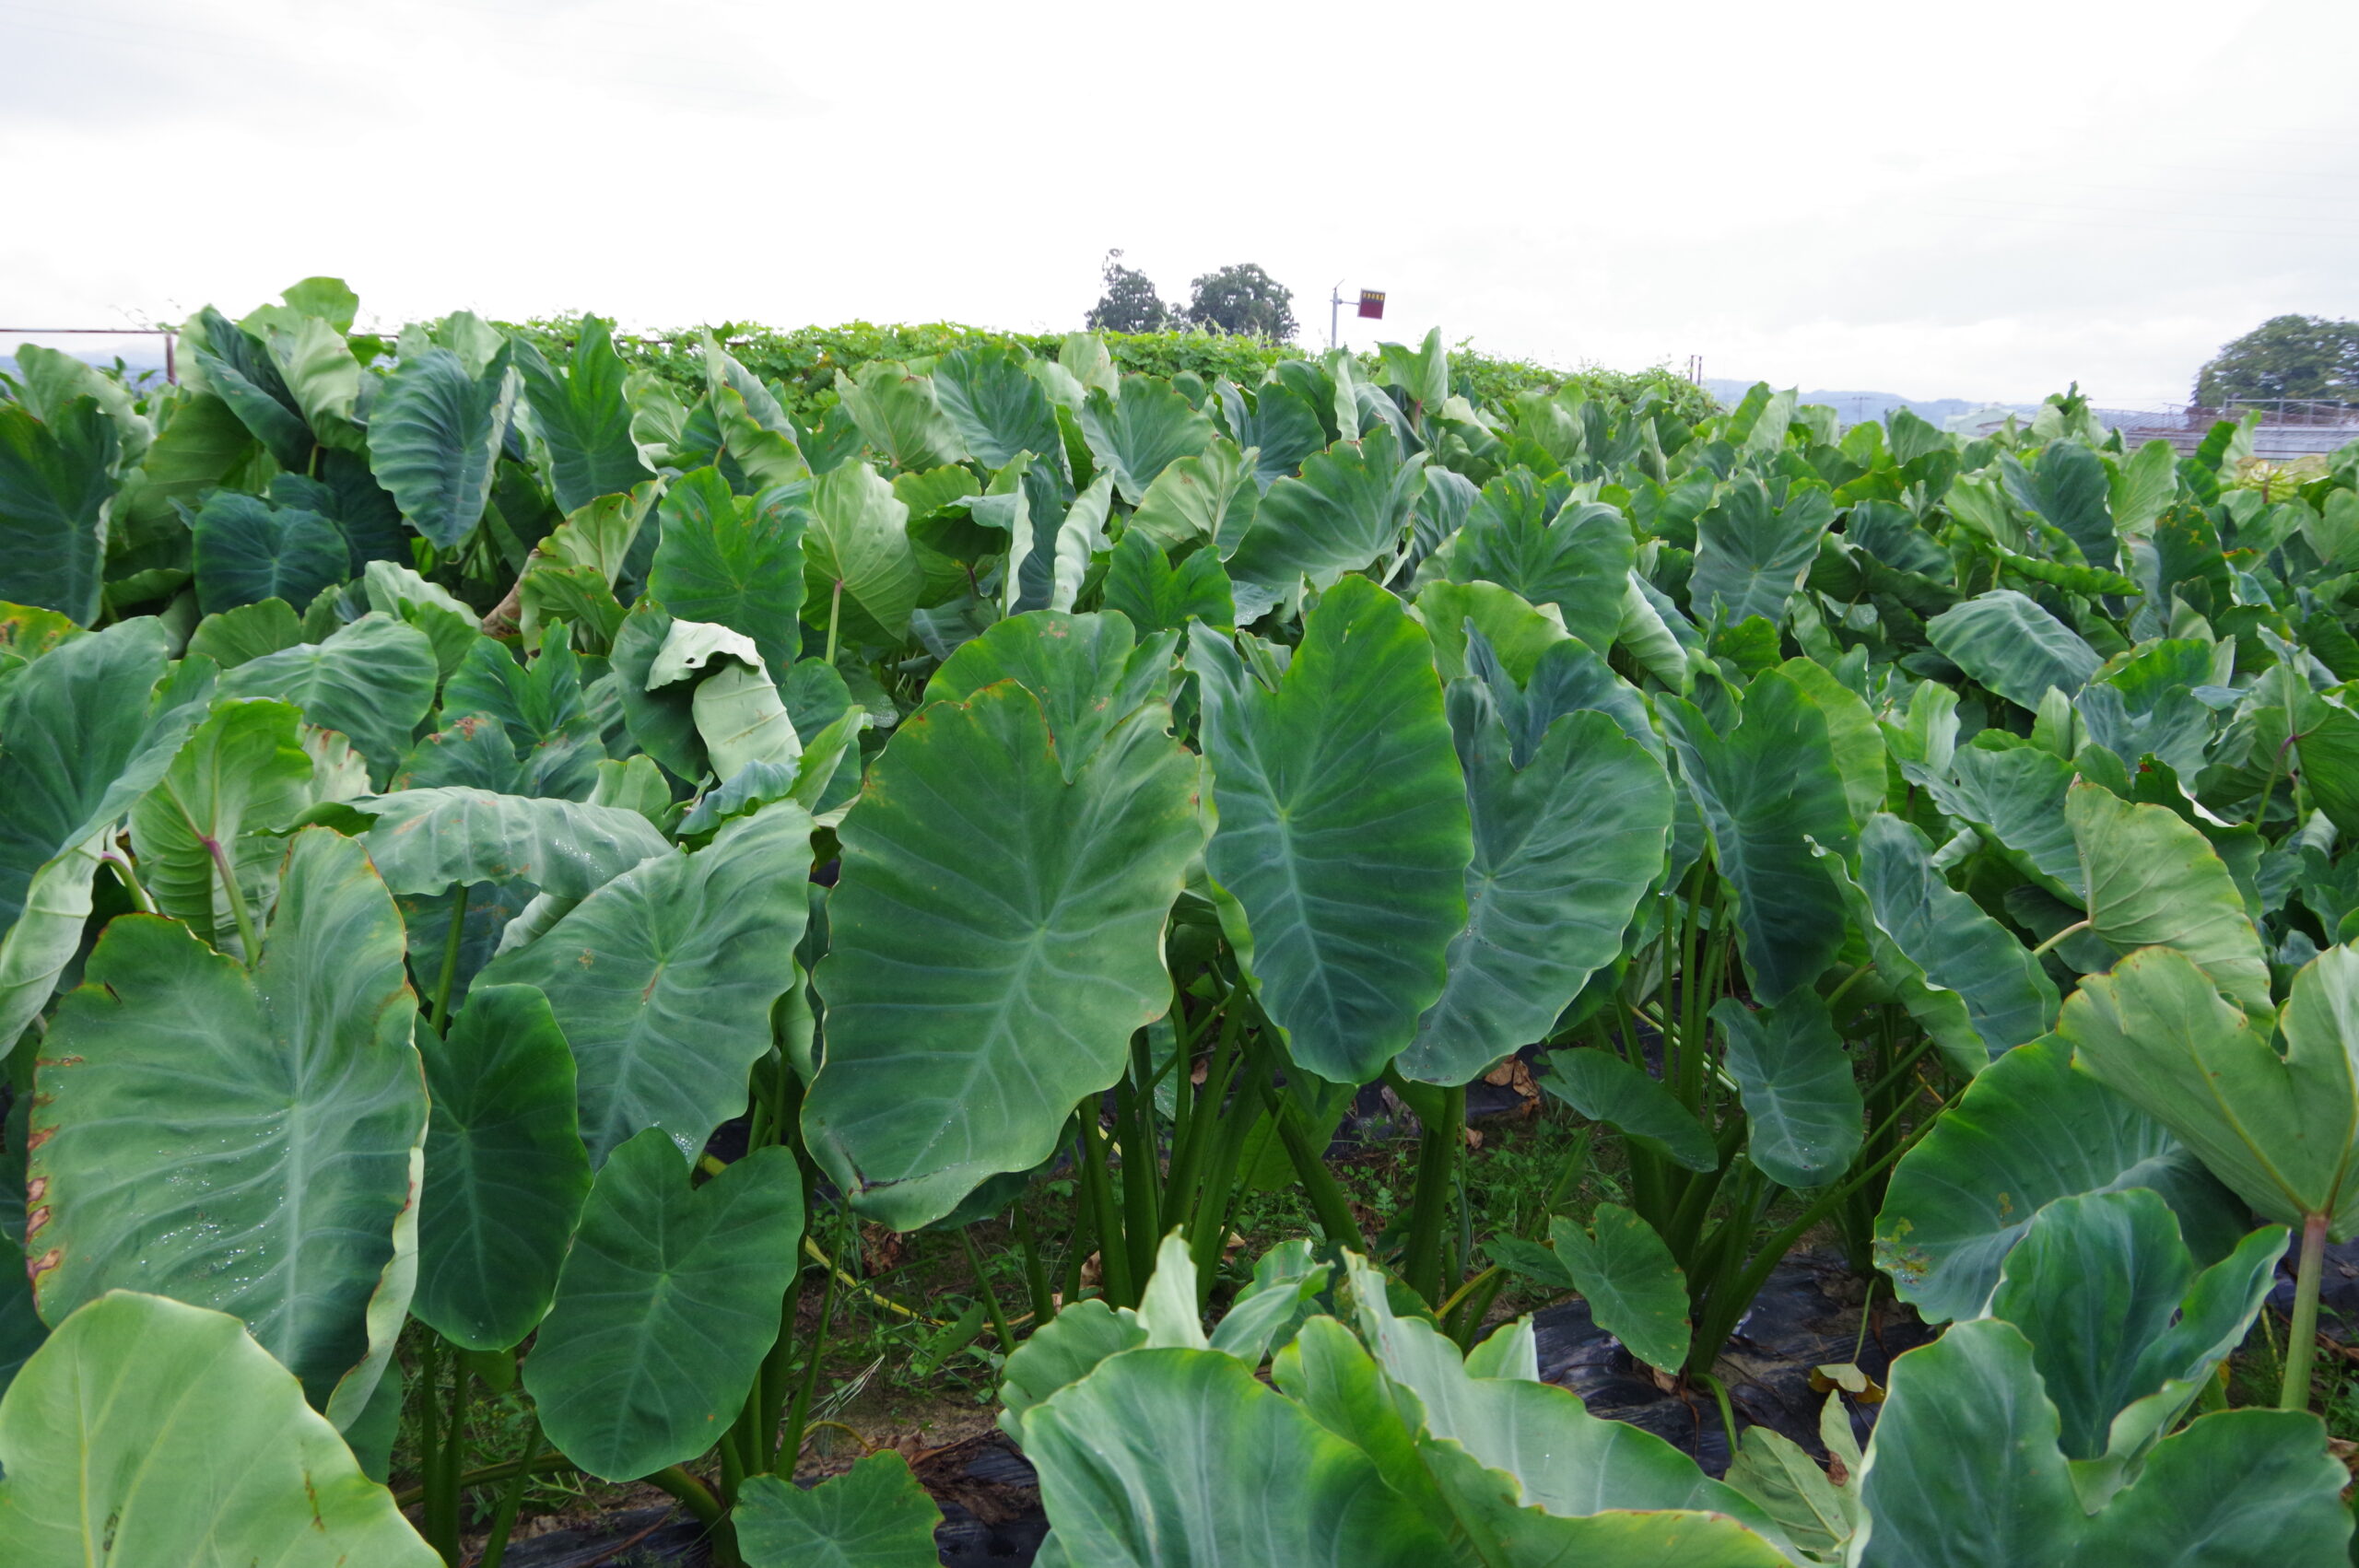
[1539,1048,1718,1172]
[1825,813,2059,1076]
[522,1130,803,1480]
[1874,1037,2247,1323]
[369,344,517,549]
[1778,657,1887,827]
[1021,1346,1453,1568]
[2294,697,2359,843]
[1444,474,1633,653]
[2069,782,2271,1021]
[1924,740,2080,899]
[259,315,361,453]
[351,785,669,899]
[1399,685,1670,1085]
[1226,427,1428,591]
[922,609,1175,781]
[1923,591,2101,713]
[29,829,428,1408]
[412,984,591,1351]
[512,315,651,514]
[1690,476,1834,627]
[1713,989,1862,1188]
[220,613,439,786]
[2063,943,2359,1237]
[0,1292,437,1566]
[997,1298,1149,1441]
[479,802,813,1165]
[112,390,253,533]
[1103,530,1237,635]
[803,460,920,647]
[127,696,315,958]
[1079,377,1216,506]
[1127,439,1260,554]
[1660,667,1855,1000]
[1214,379,1326,489]
[837,359,968,473]
[189,308,313,469]
[0,399,113,626]
[1547,1206,1692,1374]
[189,490,348,615]
[2004,440,2118,569]
[649,466,807,680]
[1987,1189,2283,1462]
[1851,1319,2090,1568]
[185,597,304,670]
[1477,630,1661,764]
[0,619,212,1055]
[736,1453,945,1568]
[10,344,150,466]
[444,632,593,747]
[1189,576,1471,1083]
[933,342,1062,473]
[1854,1320,2351,1567]
[804,680,1198,1229]
[1347,1264,1786,1550]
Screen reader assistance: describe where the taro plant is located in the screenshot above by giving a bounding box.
[5,275,2359,1560]
[990,1229,2349,1567]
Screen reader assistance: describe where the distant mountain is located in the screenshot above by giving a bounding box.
[1701,378,2039,427]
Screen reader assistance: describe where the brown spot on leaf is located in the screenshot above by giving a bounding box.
[23,1206,48,1237]
[27,1247,61,1283]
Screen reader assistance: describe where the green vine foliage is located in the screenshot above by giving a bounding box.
[499,314,1722,428]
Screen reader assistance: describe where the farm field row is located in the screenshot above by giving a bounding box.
[1,279,2356,1564]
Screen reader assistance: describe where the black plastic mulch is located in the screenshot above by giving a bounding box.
[497,1250,1911,1564]
[1532,1247,1931,1476]
[493,1438,1050,1568]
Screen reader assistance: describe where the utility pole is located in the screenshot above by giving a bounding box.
[1329,284,1385,351]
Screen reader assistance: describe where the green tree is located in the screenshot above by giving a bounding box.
[1086,250,1170,333]
[2193,314,2359,406]
[1184,263,1297,341]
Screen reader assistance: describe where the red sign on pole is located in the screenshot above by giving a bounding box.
[1356,290,1386,320]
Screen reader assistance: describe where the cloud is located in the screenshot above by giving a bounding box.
[5,0,2355,405]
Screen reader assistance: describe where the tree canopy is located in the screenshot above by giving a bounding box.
[1184,263,1297,341]
[2194,314,2359,406]
[1085,250,1170,333]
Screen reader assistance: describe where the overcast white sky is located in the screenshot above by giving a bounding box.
[5,0,2356,407]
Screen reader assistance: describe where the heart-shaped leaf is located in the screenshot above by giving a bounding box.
[1547,1206,1692,1374]
[805,674,1197,1229]
[1189,575,1471,1083]
[412,984,592,1352]
[0,400,114,626]
[512,315,651,514]
[29,829,428,1408]
[523,1130,804,1480]
[369,344,517,549]
[1875,1036,2247,1323]
[0,619,213,1054]
[1713,989,1862,1188]
[479,802,813,1165]
[0,1291,437,1565]
[2063,943,2359,1235]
